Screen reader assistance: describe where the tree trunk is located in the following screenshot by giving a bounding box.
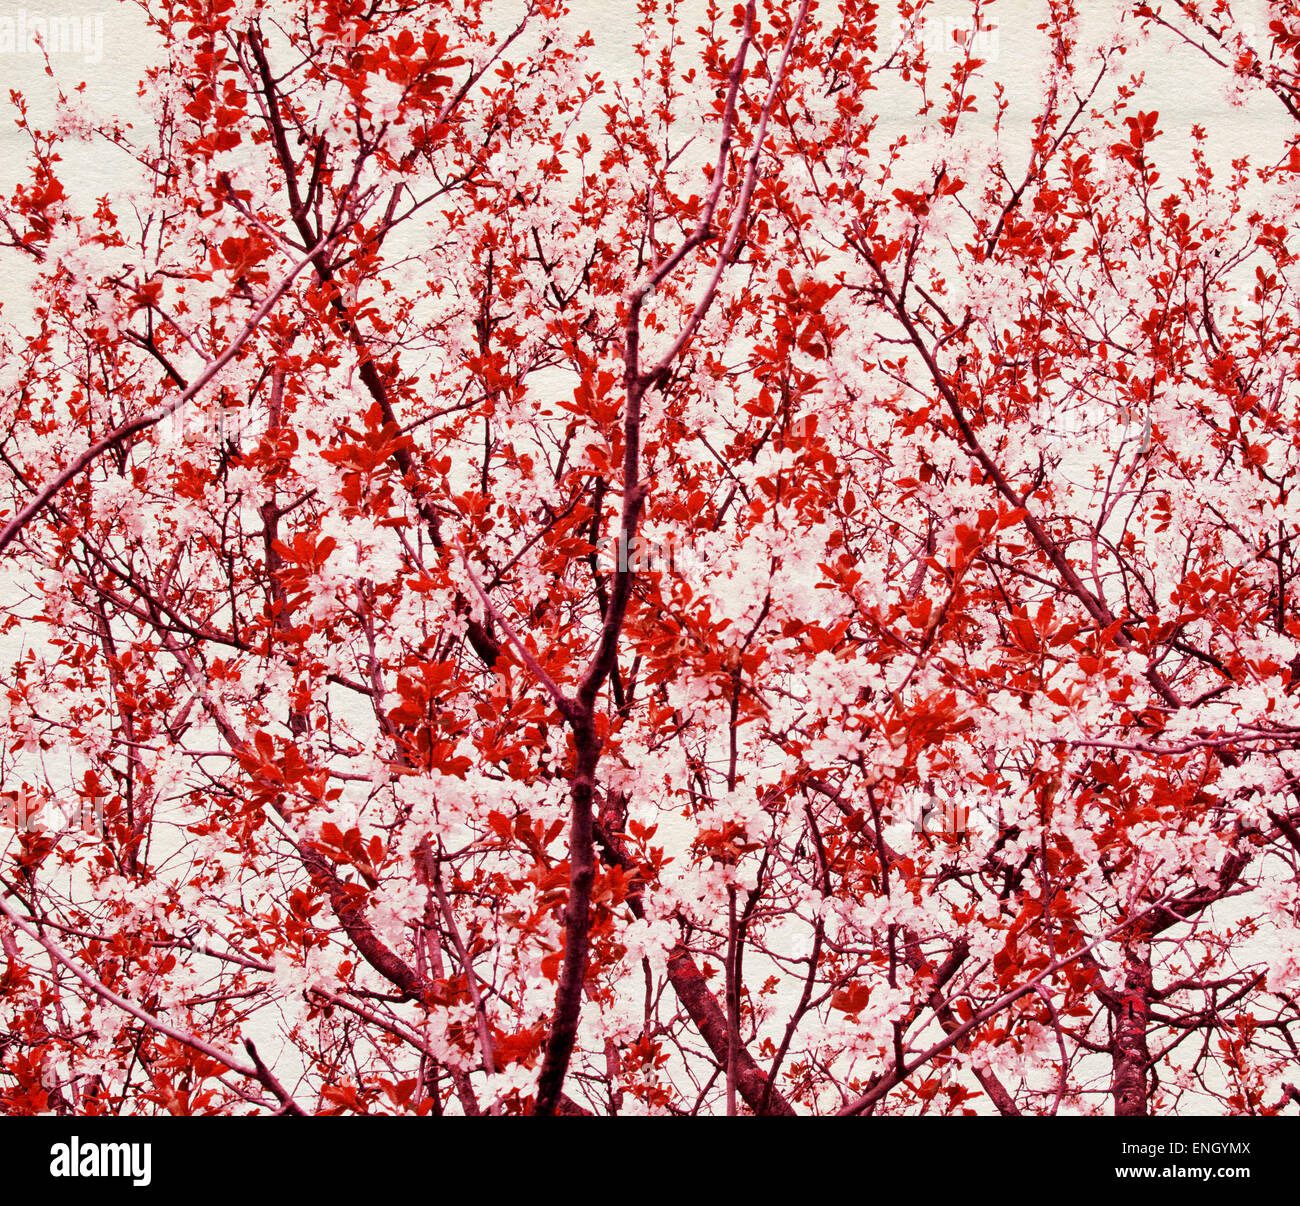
[1112,936,1152,1116]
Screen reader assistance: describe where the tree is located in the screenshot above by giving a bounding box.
[1,0,1299,1117]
